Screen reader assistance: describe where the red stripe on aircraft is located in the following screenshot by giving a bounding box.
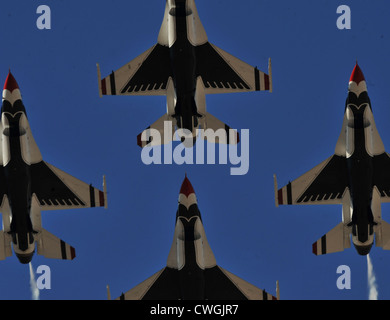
[99,190,105,207]
[278,189,283,205]
[101,78,107,95]
[137,132,142,147]
[264,74,270,91]
[312,242,317,255]
[70,246,76,260]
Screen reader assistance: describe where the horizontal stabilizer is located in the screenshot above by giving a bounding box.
[375,220,390,249]
[137,115,174,148]
[312,223,350,255]
[0,230,12,260]
[36,228,75,260]
[200,112,239,144]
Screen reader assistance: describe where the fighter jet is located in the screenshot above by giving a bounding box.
[274,63,390,256]
[109,175,278,300]
[0,71,107,264]
[97,0,272,147]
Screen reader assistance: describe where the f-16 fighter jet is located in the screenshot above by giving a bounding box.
[0,72,107,264]
[110,175,278,299]
[97,0,272,147]
[275,63,390,256]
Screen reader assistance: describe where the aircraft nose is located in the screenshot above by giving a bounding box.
[2,71,22,105]
[178,174,198,210]
[180,174,195,197]
[348,63,367,96]
[349,63,365,84]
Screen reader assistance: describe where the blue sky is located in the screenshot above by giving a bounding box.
[1,0,390,300]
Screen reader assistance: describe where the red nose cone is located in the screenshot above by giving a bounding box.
[3,71,19,92]
[180,175,195,197]
[349,63,365,85]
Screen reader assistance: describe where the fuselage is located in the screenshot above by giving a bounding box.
[2,82,36,263]
[166,0,204,136]
[344,90,376,255]
[176,204,205,299]
[166,176,217,299]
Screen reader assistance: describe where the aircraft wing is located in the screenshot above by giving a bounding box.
[204,266,276,300]
[115,266,275,300]
[30,161,107,211]
[98,44,172,97]
[195,42,272,94]
[276,155,348,205]
[115,268,180,300]
[373,152,390,203]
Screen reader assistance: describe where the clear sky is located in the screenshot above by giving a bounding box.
[1,0,390,300]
